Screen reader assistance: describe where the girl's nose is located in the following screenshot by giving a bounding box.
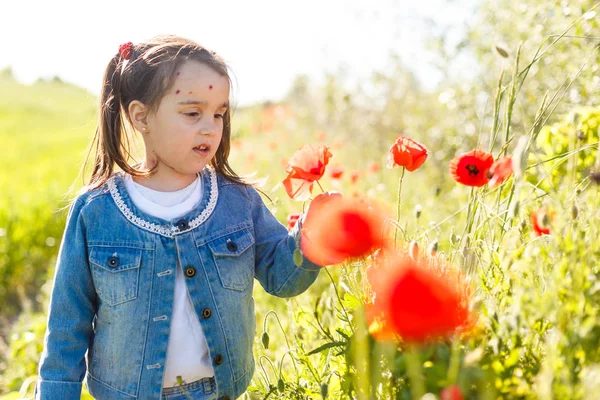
[198,119,218,136]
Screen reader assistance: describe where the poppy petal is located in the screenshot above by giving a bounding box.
[283,175,314,201]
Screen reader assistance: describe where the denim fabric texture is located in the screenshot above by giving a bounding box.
[34,166,322,400]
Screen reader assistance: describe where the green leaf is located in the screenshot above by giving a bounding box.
[305,341,346,356]
[335,328,350,340]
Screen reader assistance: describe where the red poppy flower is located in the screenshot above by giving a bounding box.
[118,42,133,60]
[369,161,381,173]
[287,213,301,231]
[531,207,554,236]
[488,156,513,187]
[367,253,473,343]
[350,172,360,184]
[449,149,494,187]
[441,385,464,400]
[301,197,388,266]
[329,165,344,180]
[282,144,332,201]
[386,136,428,172]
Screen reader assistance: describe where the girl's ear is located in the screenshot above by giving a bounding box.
[128,100,149,133]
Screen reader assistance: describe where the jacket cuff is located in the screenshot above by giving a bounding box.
[35,379,82,400]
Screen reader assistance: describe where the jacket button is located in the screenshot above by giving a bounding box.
[184,266,196,278]
[214,354,223,365]
[202,308,212,319]
[176,219,189,231]
[107,256,120,268]
[226,239,238,252]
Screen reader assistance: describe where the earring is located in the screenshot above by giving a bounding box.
[142,127,148,132]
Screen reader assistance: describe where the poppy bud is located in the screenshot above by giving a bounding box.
[278,378,285,393]
[572,205,579,220]
[495,44,509,58]
[520,219,527,231]
[541,213,550,227]
[590,170,600,184]
[415,204,422,219]
[429,241,438,256]
[293,248,303,267]
[320,383,328,399]
[409,240,419,260]
[261,331,270,349]
[450,232,460,247]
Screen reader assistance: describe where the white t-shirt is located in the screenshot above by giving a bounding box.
[123,173,215,388]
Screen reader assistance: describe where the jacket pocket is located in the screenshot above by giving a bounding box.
[207,227,255,291]
[89,245,141,306]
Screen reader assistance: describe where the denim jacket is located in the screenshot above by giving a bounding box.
[34,166,322,400]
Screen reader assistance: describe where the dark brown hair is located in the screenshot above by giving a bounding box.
[80,34,252,192]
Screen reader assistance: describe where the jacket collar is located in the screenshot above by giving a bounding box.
[107,166,218,238]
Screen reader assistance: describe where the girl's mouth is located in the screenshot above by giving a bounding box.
[193,144,211,156]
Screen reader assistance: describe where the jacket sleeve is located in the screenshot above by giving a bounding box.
[246,185,322,298]
[34,196,97,400]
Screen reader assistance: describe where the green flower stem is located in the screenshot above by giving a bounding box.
[451,187,477,266]
[447,336,462,385]
[353,305,370,400]
[264,310,291,349]
[405,345,425,400]
[175,376,194,400]
[259,355,279,387]
[324,266,356,334]
[394,167,406,249]
[316,180,325,193]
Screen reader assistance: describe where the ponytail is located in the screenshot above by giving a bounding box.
[81,52,151,192]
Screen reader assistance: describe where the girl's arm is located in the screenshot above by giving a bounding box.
[34,196,97,400]
[246,186,322,298]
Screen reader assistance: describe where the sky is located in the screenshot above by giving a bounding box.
[0,0,479,107]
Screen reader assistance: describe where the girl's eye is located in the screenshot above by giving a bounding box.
[215,114,224,119]
[185,112,199,118]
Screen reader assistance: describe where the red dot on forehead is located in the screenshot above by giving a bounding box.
[189,91,192,94]
[176,90,180,94]
[209,85,213,90]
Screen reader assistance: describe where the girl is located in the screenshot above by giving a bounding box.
[34,35,333,400]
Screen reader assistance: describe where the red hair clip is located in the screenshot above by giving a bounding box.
[118,42,133,60]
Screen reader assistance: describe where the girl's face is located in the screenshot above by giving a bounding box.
[142,60,230,184]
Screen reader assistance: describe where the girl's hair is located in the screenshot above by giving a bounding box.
[81,34,251,192]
